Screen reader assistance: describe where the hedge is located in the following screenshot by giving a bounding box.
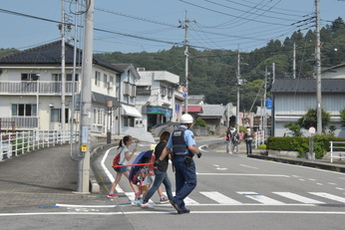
[266,135,345,159]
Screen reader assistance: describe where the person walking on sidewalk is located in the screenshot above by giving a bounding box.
[108,135,138,198]
[244,127,254,155]
[157,114,202,214]
[140,132,173,208]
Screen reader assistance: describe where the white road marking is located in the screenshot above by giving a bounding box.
[196,173,289,177]
[273,192,325,204]
[200,191,242,205]
[2,210,345,216]
[237,192,285,205]
[101,147,125,193]
[309,192,345,203]
[240,164,258,170]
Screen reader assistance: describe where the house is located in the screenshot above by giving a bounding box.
[135,69,183,131]
[112,64,143,135]
[270,78,345,137]
[0,41,144,139]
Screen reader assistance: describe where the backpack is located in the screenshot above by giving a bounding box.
[112,153,121,169]
[112,148,124,169]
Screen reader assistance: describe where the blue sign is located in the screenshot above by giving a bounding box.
[266,98,272,109]
[183,93,188,98]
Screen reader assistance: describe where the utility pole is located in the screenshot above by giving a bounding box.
[179,11,195,114]
[293,42,296,79]
[70,0,79,155]
[263,66,268,137]
[236,46,241,131]
[61,0,66,137]
[78,0,94,194]
[315,0,322,135]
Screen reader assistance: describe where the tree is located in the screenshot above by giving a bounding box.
[297,108,331,134]
[283,122,302,137]
[340,108,345,127]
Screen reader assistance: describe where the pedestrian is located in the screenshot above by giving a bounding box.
[244,127,254,155]
[157,114,202,214]
[225,126,233,154]
[134,167,153,205]
[108,135,138,198]
[231,128,240,153]
[140,131,173,208]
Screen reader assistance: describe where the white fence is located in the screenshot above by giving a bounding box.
[330,141,345,163]
[0,130,79,161]
[254,131,266,148]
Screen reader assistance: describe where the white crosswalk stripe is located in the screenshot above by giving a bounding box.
[237,191,285,205]
[273,192,325,204]
[122,191,345,206]
[200,191,243,205]
[309,192,345,203]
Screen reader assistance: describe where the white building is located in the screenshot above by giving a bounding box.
[0,41,129,139]
[135,69,183,131]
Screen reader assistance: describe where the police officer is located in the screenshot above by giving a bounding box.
[157,113,201,214]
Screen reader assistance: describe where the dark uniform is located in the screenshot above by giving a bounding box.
[166,125,197,213]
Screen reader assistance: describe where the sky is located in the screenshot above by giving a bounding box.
[0,0,344,54]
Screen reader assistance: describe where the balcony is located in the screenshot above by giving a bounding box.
[0,81,79,95]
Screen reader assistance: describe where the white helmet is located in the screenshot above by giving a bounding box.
[180,114,194,124]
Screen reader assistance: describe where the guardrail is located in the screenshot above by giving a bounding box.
[330,141,345,163]
[0,130,79,161]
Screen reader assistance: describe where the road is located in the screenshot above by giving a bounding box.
[2,137,345,230]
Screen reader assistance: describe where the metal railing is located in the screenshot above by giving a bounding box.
[330,141,345,163]
[0,81,79,95]
[0,117,39,129]
[0,130,79,161]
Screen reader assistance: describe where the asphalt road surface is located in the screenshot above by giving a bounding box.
[1,137,345,230]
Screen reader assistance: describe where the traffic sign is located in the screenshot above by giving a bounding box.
[309,126,316,135]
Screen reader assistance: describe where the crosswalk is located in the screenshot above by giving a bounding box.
[123,191,345,206]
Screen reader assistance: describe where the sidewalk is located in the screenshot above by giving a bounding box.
[0,143,108,210]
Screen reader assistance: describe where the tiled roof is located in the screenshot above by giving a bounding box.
[0,40,124,73]
[270,78,345,93]
[200,104,226,117]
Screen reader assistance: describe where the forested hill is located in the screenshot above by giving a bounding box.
[95,17,345,112]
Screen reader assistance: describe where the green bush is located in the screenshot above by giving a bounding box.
[258,144,267,150]
[194,118,207,127]
[266,135,345,159]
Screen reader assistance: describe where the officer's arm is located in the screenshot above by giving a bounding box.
[187,145,200,156]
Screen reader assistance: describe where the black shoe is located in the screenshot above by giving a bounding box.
[182,209,190,214]
[170,200,183,214]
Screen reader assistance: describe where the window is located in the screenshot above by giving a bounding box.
[103,74,108,87]
[12,104,37,116]
[124,117,134,127]
[50,108,69,123]
[93,108,104,125]
[161,86,166,97]
[95,71,101,86]
[168,88,173,98]
[21,73,39,81]
[52,73,78,81]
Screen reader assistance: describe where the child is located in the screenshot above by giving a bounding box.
[134,167,153,205]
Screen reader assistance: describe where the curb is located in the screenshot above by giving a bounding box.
[248,154,345,173]
[90,143,113,193]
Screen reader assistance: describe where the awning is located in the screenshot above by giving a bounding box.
[182,105,203,113]
[122,104,142,118]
